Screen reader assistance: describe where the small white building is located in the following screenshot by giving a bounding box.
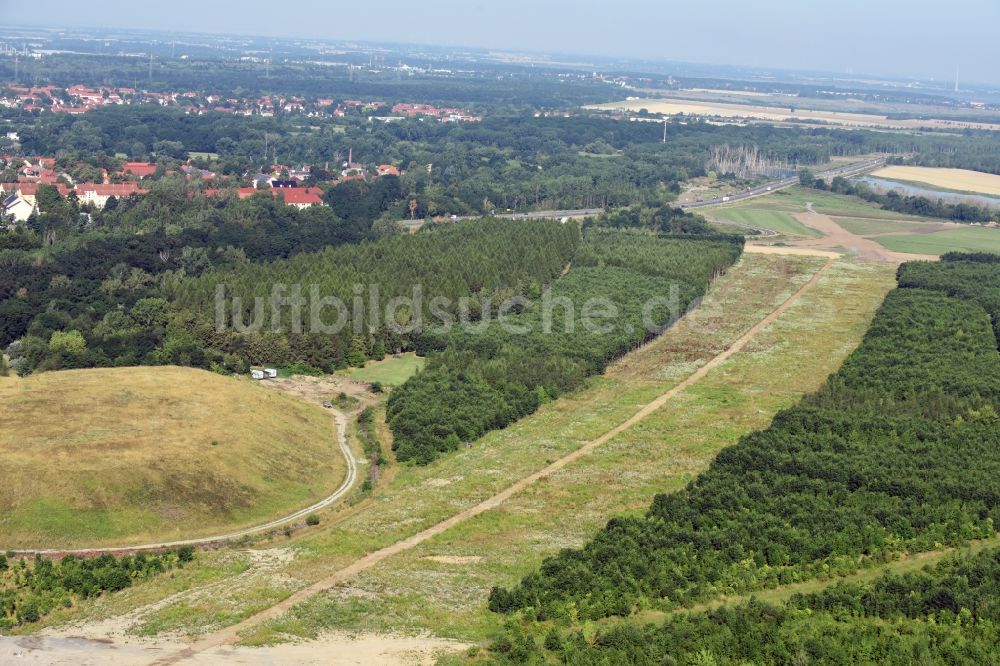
[250,369,266,380]
[263,368,278,378]
[2,192,35,222]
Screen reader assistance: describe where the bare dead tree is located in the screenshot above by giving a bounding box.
[708,145,788,179]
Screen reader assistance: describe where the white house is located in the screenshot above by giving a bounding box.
[1,192,35,222]
[75,183,145,209]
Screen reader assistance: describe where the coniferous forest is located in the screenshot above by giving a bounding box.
[389,229,742,463]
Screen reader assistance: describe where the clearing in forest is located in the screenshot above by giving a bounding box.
[346,352,426,387]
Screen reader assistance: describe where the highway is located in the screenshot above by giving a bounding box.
[679,158,886,209]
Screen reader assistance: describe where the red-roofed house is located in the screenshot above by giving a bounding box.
[76,182,147,208]
[122,162,157,179]
[2,182,73,198]
[236,187,263,200]
[279,188,324,208]
[376,164,400,177]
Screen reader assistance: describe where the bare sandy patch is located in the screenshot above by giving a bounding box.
[789,210,938,263]
[424,476,463,488]
[0,633,468,665]
[745,245,841,259]
[423,555,483,564]
[266,375,376,410]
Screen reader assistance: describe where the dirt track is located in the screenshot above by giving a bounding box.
[758,203,939,264]
[149,249,836,665]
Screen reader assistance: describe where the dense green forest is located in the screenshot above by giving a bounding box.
[486,548,1000,665]
[168,219,581,374]
[0,548,194,629]
[0,189,377,369]
[488,253,1000,628]
[388,229,743,463]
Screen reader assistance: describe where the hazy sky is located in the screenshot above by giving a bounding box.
[7,0,999,85]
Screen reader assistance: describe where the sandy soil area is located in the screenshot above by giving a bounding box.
[265,375,377,409]
[0,633,467,665]
[786,208,939,263]
[423,555,483,564]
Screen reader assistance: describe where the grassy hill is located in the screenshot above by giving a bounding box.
[0,366,341,549]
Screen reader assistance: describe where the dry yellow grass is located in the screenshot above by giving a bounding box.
[871,165,1000,196]
[0,366,341,549]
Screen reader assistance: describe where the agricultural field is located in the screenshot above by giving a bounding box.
[767,187,917,219]
[586,98,1000,132]
[831,216,940,236]
[346,353,426,387]
[872,226,1000,255]
[871,165,1000,197]
[707,184,1000,258]
[0,367,342,549]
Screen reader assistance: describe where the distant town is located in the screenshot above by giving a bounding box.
[0,82,482,121]
[0,152,411,222]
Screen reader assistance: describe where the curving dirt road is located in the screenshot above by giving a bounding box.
[786,204,938,263]
[150,249,836,666]
[9,409,357,557]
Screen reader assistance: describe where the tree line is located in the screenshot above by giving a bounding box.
[387,227,743,463]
